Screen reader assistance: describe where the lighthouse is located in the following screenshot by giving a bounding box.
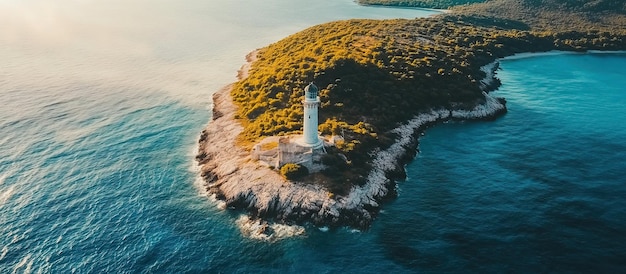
[252,82,326,171]
[302,82,323,148]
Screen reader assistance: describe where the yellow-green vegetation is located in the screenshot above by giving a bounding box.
[280,163,309,180]
[232,0,626,191]
[358,0,488,9]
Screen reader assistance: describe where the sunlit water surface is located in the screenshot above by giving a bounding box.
[1,0,625,272]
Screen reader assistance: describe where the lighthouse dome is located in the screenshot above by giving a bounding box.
[304,82,318,99]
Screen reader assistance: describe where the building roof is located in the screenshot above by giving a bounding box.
[304,82,318,94]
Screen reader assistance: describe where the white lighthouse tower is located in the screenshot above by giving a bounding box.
[301,82,323,148]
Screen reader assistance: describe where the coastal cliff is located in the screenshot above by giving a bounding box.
[196,54,505,234]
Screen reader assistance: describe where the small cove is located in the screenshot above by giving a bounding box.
[379,52,626,272]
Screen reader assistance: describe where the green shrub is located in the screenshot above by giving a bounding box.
[280,163,309,180]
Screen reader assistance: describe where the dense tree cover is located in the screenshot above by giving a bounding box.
[358,0,489,9]
[230,0,626,191]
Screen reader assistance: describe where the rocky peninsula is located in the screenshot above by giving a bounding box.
[196,51,505,235]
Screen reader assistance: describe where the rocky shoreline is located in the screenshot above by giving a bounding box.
[196,52,506,236]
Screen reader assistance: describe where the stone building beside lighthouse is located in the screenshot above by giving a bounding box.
[251,82,327,173]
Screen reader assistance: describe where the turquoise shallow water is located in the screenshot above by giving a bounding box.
[1,0,626,272]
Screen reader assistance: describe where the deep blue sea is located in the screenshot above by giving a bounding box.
[1,0,625,272]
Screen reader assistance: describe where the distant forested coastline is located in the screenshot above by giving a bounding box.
[358,0,626,12]
[357,0,487,9]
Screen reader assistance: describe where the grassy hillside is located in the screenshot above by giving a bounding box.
[230,0,626,193]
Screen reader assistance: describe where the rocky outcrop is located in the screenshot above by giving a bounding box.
[196,53,506,235]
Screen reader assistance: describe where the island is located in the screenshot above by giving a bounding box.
[196,0,626,237]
